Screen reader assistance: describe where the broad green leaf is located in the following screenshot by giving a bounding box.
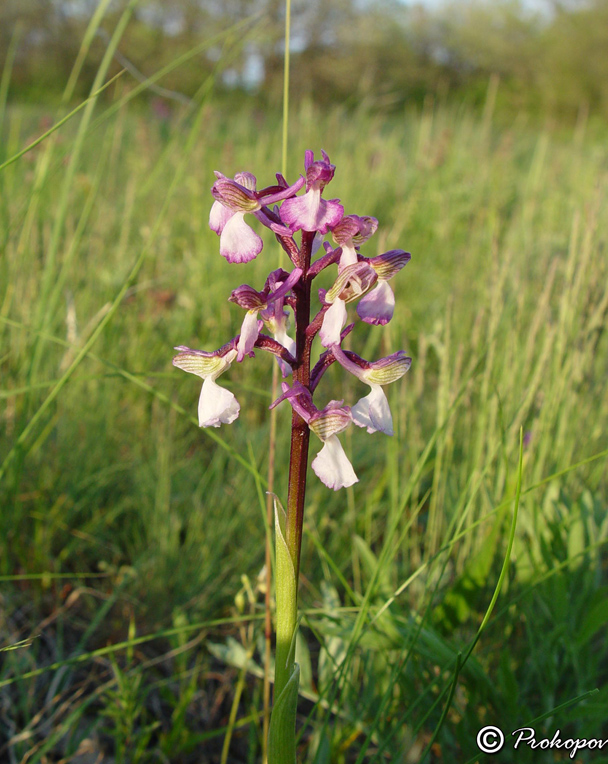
[273,496,298,699]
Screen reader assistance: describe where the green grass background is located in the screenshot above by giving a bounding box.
[1,19,608,763]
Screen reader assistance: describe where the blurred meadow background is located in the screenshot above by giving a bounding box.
[1,0,608,761]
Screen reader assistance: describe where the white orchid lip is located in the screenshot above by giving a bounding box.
[319,299,347,348]
[311,435,358,491]
[351,385,393,435]
[173,345,240,429]
[198,377,240,428]
[209,199,233,235]
[219,212,263,263]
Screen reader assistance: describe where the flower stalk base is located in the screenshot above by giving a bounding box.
[269,499,300,764]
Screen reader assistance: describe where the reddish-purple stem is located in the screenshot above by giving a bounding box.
[284,230,315,576]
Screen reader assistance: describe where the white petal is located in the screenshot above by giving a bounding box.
[351,385,393,435]
[319,298,347,347]
[219,212,263,263]
[275,326,296,356]
[338,242,358,270]
[311,435,358,490]
[198,378,240,427]
[237,310,261,362]
[209,200,233,234]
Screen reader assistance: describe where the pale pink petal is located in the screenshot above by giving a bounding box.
[351,385,393,435]
[357,281,395,325]
[338,242,358,270]
[199,377,240,427]
[311,435,359,490]
[219,212,263,263]
[322,200,345,231]
[281,190,344,234]
[209,200,234,235]
[280,189,320,231]
[237,311,262,362]
[319,299,347,348]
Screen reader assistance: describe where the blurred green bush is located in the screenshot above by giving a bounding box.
[2,0,608,122]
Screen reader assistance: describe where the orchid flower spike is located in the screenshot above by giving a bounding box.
[210,171,304,263]
[229,268,302,362]
[331,345,411,435]
[271,382,358,490]
[319,262,378,347]
[176,148,413,497]
[332,215,378,270]
[357,250,411,325]
[173,343,240,428]
[280,150,344,235]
